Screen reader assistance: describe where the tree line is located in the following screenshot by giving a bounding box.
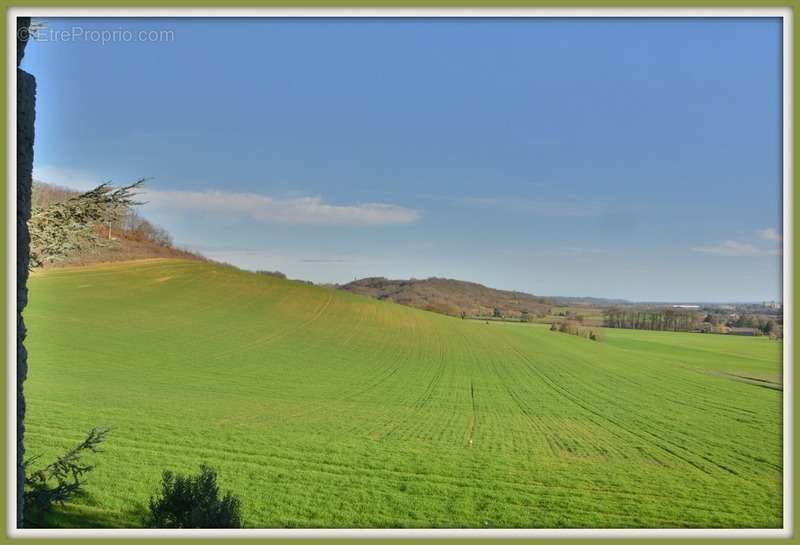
[603,308,700,332]
[706,312,783,339]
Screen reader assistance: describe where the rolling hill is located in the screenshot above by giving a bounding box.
[23,259,782,528]
[340,277,551,318]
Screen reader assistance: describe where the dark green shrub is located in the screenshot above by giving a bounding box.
[147,465,242,528]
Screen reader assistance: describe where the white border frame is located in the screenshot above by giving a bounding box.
[6,7,793,539]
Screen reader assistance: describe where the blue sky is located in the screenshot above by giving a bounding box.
[23,17,783,301]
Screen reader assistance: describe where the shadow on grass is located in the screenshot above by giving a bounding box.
[35,499,148,529]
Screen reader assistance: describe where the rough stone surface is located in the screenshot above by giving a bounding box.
[17,17,29,67]
[16,16,34,529]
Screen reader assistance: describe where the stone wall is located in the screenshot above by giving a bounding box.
[16,16,35,529]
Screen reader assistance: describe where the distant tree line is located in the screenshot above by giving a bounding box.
[705,312,782,339]
[255,270,287,279]
[728,313,780,333]
[118,209,173,247]
[556,310,584,322]
[603,308,700,332]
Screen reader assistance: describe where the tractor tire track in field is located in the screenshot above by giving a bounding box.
[500,334,742,477]
[206,293,335,362]
[258,304,423,432]
[540,354,778,474]
[376,327,448,442]
[413,357,446,411]
[26,422,733,508]
[267,315,410,428]
[527,335,776,474]
[464,380,478,448]
[335,303,370,349]
[276,306,432,439]
[487,356,560,457]
[29,424,754,527]
[134,275,284,360]
[495,332,678,461]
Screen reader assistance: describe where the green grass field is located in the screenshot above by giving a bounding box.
[24,259,783,528]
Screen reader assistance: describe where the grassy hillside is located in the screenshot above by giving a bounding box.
[24,259,782,528]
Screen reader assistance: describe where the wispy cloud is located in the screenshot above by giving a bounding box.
[692,229,781,257]
[561,246,609,257]
[193,248,369,282]
[32,164,105,191]
[141,189,420,226]
[194,248,360,265]
[299,258,354,263]
[756,227,782,242]
[459,196,607,217]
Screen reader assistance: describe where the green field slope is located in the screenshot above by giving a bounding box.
[24,259,783,528]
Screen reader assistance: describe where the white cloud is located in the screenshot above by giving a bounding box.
[459,196,607,217]
[756,227,782,241]
[31,165,419,227]
[140,189,420,226]
[691,240,780,257]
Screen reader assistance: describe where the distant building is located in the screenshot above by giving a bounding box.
[671,304,700,309]
[728,327,758,336]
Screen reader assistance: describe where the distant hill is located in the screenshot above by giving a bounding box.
[340,277,551,318]
[547,295,632,307]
